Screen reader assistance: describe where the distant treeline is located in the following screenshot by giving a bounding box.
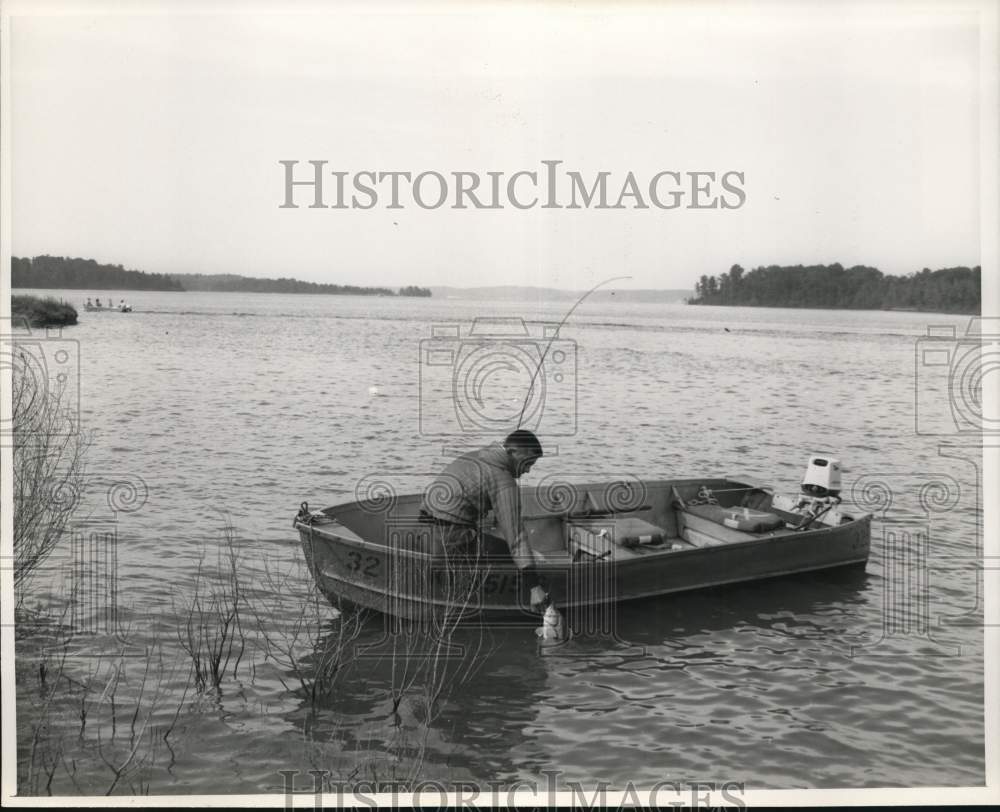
[171,274,431,297]
[689,264,980,314]
[398,285,433,298]
[12,255,184,290]
[11,256,433,297]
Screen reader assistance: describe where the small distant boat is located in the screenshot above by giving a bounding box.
[84,303,132,312]
[294,458,871,622]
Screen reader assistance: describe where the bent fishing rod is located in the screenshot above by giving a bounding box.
[516,275,632,430]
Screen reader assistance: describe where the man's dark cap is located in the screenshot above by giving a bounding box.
[504,429,543,456]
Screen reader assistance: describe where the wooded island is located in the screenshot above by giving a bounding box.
[12,256,432,297]
[689,263,980,314]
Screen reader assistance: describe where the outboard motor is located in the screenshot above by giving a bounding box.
[801,455,842,497]
[772,455,845,529]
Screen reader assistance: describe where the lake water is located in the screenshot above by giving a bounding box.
[12,289,986,795]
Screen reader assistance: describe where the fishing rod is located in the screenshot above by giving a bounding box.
[516,275,632,430]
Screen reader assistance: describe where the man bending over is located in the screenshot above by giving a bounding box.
[420,429,547,611]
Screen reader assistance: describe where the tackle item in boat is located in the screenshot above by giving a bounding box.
[566,516,667,560]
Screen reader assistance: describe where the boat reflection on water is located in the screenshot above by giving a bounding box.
[604,563,872,647]
[279,565,872,785]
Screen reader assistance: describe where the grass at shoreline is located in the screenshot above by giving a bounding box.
[12,295,78,328]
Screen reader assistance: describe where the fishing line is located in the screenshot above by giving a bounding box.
[516,275,632,430]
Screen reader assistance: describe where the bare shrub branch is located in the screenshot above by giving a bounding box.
[174,525,247,693]
[12,359,90,598]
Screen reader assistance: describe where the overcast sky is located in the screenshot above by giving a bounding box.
[8,0,988,290]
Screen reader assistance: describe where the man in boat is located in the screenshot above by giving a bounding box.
[420,429,548,611]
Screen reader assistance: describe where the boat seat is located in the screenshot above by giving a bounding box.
[675,504,786,548]
[681,503,784,533]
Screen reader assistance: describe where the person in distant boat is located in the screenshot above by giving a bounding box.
[95,297,102,308]
[86,297,93,307]
[420,429,548,611]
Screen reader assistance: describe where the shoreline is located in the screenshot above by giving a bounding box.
[685,301,980,317]
[12,287,980,317]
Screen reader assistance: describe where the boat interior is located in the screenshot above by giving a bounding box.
[317,477,854,564]
[518,477,798,563]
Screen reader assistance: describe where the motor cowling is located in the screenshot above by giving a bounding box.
[801,455,841,497]
[770,455,847,529]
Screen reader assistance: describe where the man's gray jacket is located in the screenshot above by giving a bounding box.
[421,442,535,569]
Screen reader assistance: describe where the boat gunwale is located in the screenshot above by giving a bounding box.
[297,487,872,618]
[309,554,872,615]
[295,509,872,566]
